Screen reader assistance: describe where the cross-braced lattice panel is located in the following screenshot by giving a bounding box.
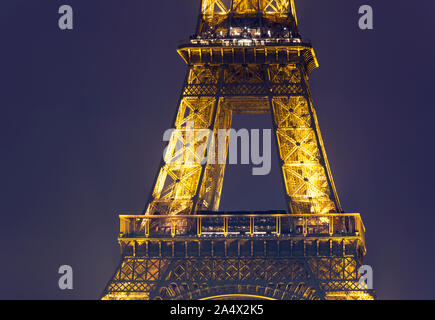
[260,0,290,14]
[184,66,221,97]
[272,96,337,214]
[164,259,311,283]
[225,65,265,84]
[149,164,200,215]
[195,102,232,211]
[154,258,320,300]
[269,65,301,83]
[232,0,259,14]
[282,163,336,214]
[308,257,363,292]
[103,256,370,300]
[268,65,304,95]
[105,258,164,294]
[201,0,231,26]
[222,65,267,96]
[202,0,231,15]
[146,95,219,215]
[175,97,216,129]
[202,0,291,16]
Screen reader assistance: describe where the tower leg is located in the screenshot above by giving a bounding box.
[146,65,225,216]
[266,64,340,214]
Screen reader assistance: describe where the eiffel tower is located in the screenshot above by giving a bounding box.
[102,0,373,300]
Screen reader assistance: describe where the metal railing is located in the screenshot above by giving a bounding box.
[180,37,311,48]
[119,213,365,246]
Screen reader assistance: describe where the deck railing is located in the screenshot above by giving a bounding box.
[181,37,308,47]
[119,213,365,247]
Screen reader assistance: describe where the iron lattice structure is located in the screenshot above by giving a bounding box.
[103,1,373,300]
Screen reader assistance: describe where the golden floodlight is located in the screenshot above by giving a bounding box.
[103,1,374,300]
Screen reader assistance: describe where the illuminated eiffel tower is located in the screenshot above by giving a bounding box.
[103,1,373,300]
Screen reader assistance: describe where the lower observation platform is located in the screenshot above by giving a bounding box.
[104,211,372,300]
[117,211,366,260]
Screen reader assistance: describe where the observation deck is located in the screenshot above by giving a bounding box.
[178,37,319,76]
[117,212,366,261]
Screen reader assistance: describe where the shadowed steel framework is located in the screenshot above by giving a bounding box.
[102,0,374,300]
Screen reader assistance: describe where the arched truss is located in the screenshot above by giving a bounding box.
[157,283,321,300]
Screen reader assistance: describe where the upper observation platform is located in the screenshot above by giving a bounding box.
[178,1,318,75]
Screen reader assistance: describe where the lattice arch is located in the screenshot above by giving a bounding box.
[157,283,322,300]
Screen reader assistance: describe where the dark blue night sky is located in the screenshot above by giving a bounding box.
[1,0,435,299]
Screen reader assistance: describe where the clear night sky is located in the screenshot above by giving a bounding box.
[1,0,434,300]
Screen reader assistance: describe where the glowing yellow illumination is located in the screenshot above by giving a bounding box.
[102,0,373,301]
[290,0,298,26]
[201,0,297,24]
[319,216,330,224]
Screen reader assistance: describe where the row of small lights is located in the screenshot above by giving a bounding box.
[215,26,288,37]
